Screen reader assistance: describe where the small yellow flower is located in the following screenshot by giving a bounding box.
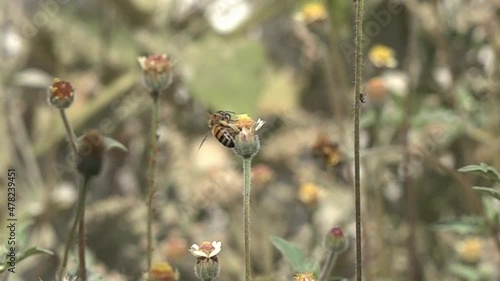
[298,183,323,207]
[295,272,315,281]
[455,237,482,263]
[233,114,265,159]
[368,45,398,68]
[150,262,177,281]
[295,2,327,24]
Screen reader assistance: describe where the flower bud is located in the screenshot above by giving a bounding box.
[149,262,177,281]
[233,115,265,159]
[189,241,221,281]
[324,227,348,253]
[48,78,75,109]
[138,54,173,97]
[76,130,106,177]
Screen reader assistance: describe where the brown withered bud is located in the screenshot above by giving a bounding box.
[48,78,75,109]
[76,130,106,177]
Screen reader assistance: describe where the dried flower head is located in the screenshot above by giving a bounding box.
[455,237,482,263]
[298,183,323,207]
[295,272,315,281]
[189,241,221,281]
[77,130,106,177]
[233,114,265,159]
[76,130,127,177]
[368,45,398,68]
[150,262,177,281]
[48,78,75,109]
[138,54,173,95]
[324,226,348,253]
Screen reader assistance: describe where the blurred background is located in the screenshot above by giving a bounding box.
[0,0,499,280]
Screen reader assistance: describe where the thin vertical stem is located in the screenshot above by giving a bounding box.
[58,176,88,280]
[59,109,78,154]
[77,176,91,281]
[57,108,80,281]
[243,157,253,281]
[147,93,160,270]
[353,0,364,281]
[318,252,339,281]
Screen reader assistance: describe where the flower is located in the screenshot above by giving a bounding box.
[455,237,482,263]
[138,54,173,95]
[48,78,75,109]
[298,183,323,207]
[189,241,222,258]
[150,262,177,281]
[368,45,398,68]
[295,2,327,24]
[295,272,315,281]
[189,241,221,281]
[233,115,265,159]
[324,226,348,253]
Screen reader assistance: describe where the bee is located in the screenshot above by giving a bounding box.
[199,111,240,150]
[312,133,342,167]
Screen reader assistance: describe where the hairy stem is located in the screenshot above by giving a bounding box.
[353,0,364,280]
[243,157,253,281]
[147,94,160,270]
[318,252,339,281]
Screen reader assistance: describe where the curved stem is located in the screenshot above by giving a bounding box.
[147,94,160,270]
[243,157,253,281]
[318,252,338,281]
[353,0,364,281]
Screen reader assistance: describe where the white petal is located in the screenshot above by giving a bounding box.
[254,119,265,131]
[137,57,147,70]
[190,244,200,251]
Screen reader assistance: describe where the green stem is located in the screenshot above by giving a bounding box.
[77,176,91,281]
[147,94,160,270]
[353,0,364,281]
[243,157,253,281]
[59,109,78,155]
[318,252,339,281]
[57,108,80,281]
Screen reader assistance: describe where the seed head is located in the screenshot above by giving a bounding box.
[138,54,173,96]
[48,78,75,109]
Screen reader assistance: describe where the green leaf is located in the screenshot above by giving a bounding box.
[458,163,500,183]
[16,247,53,264]
[448,262,480,281]
[270,236,316,273]
[472,186,500,201]
[433,217,486,235]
